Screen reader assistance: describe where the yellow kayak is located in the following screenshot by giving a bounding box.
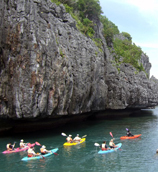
[63,138,86,146]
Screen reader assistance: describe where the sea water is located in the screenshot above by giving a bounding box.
[1,107,158,172]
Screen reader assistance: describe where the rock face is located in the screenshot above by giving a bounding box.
[0,0,158,119]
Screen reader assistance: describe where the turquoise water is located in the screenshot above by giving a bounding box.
[1,108,158,172]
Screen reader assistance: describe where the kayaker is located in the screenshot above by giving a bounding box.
[20,139,27,148]
[109,139,118,148]
[6,142,15,151]
[27,146,39,157]
[40,145,52,155]
[100,141,110,151]
[66,135,73,143]
[73,134,81,142]
[126,129,134,137]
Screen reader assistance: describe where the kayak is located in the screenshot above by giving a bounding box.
[21,148,58,161]
[98,143,122,154]
[63,138,86,146]
[2,143,35,154]
[120,134,141,140]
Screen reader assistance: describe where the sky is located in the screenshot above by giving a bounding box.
[99,0,158,78]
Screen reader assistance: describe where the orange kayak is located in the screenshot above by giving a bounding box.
[120,134,141,140]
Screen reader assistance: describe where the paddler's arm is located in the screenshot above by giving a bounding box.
[47,150,52,153]
[13,142,16,147]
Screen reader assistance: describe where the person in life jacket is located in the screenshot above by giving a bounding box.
[101,141,110,151]
[109,139,118,148]
[73,134,81,142]
[19,139,27,148]
[6,142,15,151]
[27,146,39,157]
[66,135,73,143]
[126,129,134,137]
[40,145,51,155]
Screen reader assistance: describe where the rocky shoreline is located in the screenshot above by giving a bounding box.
[0,108,148,136]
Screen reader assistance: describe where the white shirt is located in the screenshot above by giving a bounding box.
[109,141,114,147]
[73,136,81,141]
[67,137,72,142]
[28,148,36,155]
[102,143,106,148]
[20,142,26,148]
[6,144,10,149]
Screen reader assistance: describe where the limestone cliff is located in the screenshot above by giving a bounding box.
[0,0,158,119]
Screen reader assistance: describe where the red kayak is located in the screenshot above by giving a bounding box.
[2,143,35,154]
[120,134,141,140]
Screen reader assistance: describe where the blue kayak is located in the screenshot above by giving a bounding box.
[98,143,122,154]
[21,148,58,161]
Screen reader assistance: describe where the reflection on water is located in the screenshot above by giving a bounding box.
[75,142,86,149]
[63,142,86,157]
[26,159,46,172]
[63,146,73,157]
[26,161,37,171]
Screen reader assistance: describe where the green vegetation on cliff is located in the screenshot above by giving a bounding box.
[51,0,146,73]
[113,38,144,72]
[100,16,145,73]
[100,15,119,45]
[51,0,102,38]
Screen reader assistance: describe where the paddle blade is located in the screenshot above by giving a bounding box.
[126,128,129,131]
[110,132,113,138]
[27,143,32,147]
[35,142,41,146]
[94,143,100,147]
[61,133,67,137]
[82,135,87,138]
[41,155,45,159]
[52,152,58,155]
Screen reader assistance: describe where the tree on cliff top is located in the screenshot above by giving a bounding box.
[100,15,119,47]
[52,0,102,21]
[76,0,102,21]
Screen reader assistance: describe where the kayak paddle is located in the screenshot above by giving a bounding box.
[94,143,100,147]
[35,142,41,146]
[41,155,45,159]
[35,152,45,159]
[109,132,113,138]
[81,135,87,138]
[126,128,129,131]
[61,133,67,137]
[51,151,58,155]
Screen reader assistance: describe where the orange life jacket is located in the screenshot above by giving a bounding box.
[40,148,46,154]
